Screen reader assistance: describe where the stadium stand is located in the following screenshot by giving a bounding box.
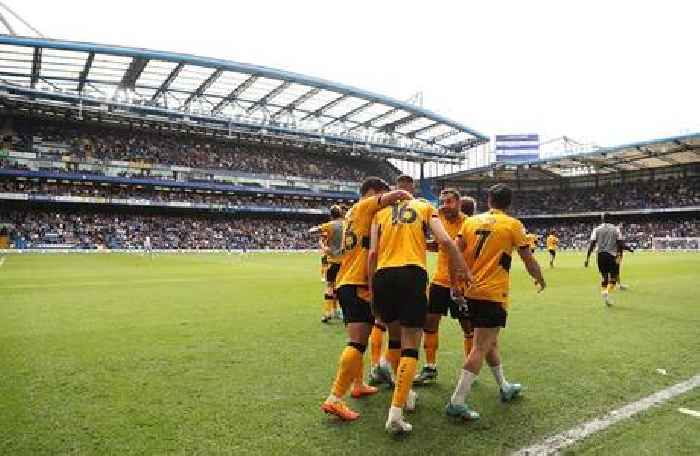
[2,207,315,250]
[1,115,401,183]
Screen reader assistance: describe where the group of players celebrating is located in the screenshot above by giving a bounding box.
[314,175,546,434]
[312,174,630,434]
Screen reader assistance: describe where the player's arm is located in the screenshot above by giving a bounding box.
[376,189,412,209]
[518,246,546,292]
[367,220,380,297]
[426,239,439,252]
[585,240,596,267]
[429,216,470,287]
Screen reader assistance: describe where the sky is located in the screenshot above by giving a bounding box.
[4,0,699,148]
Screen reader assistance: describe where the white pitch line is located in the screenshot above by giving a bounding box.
[513,374,700,456]
[678,407,700,418]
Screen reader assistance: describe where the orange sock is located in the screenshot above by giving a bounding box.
[331,344,365,398]
[353,361,365,388]
[385,340,401,374]
[370,324,385,366]
[423,330,438,366]
[391,351,418,408]
[323,294,334,316]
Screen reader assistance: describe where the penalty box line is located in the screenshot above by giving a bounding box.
[513,373,700,456]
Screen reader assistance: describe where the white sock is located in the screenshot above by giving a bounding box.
[326,393,341,403]
[425,363,436,369]
[450,369,477,405]
[490,364,507,388]
[388,405,403,421]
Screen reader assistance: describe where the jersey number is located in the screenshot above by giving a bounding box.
[391,204,417,225]
[474,229,492,258]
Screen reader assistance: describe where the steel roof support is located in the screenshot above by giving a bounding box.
[430,129,459,144]
[183,68,222,109]
[30,46,41,89]
[323,100,373,128]
[77,51,94,94]
[271,87,320,120]
[407,121,439,138]
[212,74,258,115]
[120,57,148,89]
[379,113,416,132]
[300,94,349,121]
[151,62,184,102]
[348,107,400,132]
[246,81,290,114]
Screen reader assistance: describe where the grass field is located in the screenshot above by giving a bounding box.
[1,251,699,455]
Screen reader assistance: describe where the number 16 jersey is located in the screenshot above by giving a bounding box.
[457,208,529,307]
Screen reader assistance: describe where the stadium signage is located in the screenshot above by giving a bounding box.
[495,134,540,163]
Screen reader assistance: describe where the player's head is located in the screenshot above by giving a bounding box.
[487,183,512,210]
[601,212,609,223]
[330,205,343,219]
[396,175,415,194]
[439,188,461,217]
[360,176,390,197]
[550,230,556,236]
[460,196,476,217]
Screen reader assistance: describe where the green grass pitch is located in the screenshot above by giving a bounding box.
[1,251,699,455]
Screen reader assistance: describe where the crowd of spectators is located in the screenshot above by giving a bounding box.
[525,218,699,250]
[456,177,700,215]
[0,179,341,210]
[3,116,400,182]
[1,210,316,250]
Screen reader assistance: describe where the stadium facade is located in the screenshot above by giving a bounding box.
[0,35,698,251]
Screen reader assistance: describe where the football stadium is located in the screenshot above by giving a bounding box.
[1,4,699,455]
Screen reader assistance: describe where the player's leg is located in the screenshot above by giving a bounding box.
[415,283,447,384]
[321,286,373,420]
[385,266,426,434]
[598,253,613,306]
[414,312,440,384]
[485,337,522,402]
[446,300,505,421]
[458,317,474,363]
[368,320,394,386]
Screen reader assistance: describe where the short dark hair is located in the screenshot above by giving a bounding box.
[460,196,476,216]
[396,175,414,186]
[330,205,343,218]
[440,187,461,201]
[601,212,608,223]
[360,176,390,196]
[488,184,512,210]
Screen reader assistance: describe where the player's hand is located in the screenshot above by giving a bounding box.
[396,190,413,200]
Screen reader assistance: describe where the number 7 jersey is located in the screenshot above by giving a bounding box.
[457,208,529,307]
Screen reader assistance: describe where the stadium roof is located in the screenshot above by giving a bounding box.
[0,35,488,161]
[436,132,700,182]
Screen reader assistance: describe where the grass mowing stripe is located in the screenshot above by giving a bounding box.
[513,374,700,456]
[678,407,700,418]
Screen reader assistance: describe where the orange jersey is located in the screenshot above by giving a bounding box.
[336,196,381,287]
[374,199,437,271]
[547,235,559,251]
[431,212,466,287]
[458,209,528,307]
[526,233,538,249]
